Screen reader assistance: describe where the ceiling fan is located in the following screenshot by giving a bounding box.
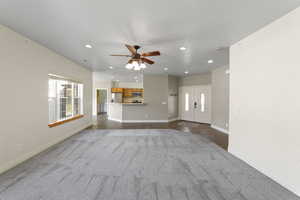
[110,44,160,70]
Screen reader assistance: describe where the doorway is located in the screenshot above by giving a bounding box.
[179,85,211,124]
[96,89,108,115]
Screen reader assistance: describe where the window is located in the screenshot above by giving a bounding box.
[185,93,189,111]
[200,93,205,112]
[48,75,83,126]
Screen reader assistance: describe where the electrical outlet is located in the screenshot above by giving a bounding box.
[145,114,149,118]
[225,123,229,128]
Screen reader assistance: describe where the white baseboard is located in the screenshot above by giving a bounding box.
[211,124,229,134]
[0,123,92,175]
[168,117,180,122]
[108,117,122,122]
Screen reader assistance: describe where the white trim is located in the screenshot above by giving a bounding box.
[211,124,229,134]
[95,88,109,115]
[168,117,180,122]
[108,117,122,123]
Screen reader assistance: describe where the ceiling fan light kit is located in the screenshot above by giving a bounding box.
[132,61,141,71]
[110,44,160,71]
[125,63,133,70]
[126,61,147,71]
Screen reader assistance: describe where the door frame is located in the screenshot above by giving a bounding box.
[95,88,109,115]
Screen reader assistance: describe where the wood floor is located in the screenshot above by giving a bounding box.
[0,129,299,200]
[93,115,229,150]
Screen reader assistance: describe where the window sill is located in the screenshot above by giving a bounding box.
[48,115,84,128]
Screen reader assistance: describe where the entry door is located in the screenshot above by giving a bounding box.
[179,85,211,124]
[194,86,211,124]
[179,86,194,121]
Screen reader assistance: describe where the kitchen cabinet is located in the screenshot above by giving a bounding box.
[111,88,123,93]
[123,88,144,97]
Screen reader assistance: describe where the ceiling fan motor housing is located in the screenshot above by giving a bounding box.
[134,45,141,50]
[111,44,159,65]
[133,54,141,59]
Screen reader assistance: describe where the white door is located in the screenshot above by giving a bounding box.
[194,86,211,123]
[179,85,211,124]
[179,86,194,121]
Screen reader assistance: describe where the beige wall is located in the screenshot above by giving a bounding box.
[211,66,229,132]
[230,7,300,196]
[122,74,168,121]
[0,25,93,174]
[168,76,179,120]
[114,81,143,88]
[179,73,211,86]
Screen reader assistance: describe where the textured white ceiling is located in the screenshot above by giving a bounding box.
[0,0,299,78]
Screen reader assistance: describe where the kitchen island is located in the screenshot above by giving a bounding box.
[108,81,169,123]
[108,102,147,122]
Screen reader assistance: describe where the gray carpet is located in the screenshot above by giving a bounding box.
[0,129,299,200]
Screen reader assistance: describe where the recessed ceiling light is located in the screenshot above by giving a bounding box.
[180,47,186,51]
[184,71,189,74]
[208,59,214,64]
[85,44,92,49]
[164,67,168,71]
[109,66,113,69]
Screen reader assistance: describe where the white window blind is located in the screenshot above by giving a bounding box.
[48,76,83,124]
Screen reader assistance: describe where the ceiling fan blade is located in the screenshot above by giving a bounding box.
[110,54,131,57]
[141,57,155,65]
[125,44,136,55]
[141,51,161,57]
